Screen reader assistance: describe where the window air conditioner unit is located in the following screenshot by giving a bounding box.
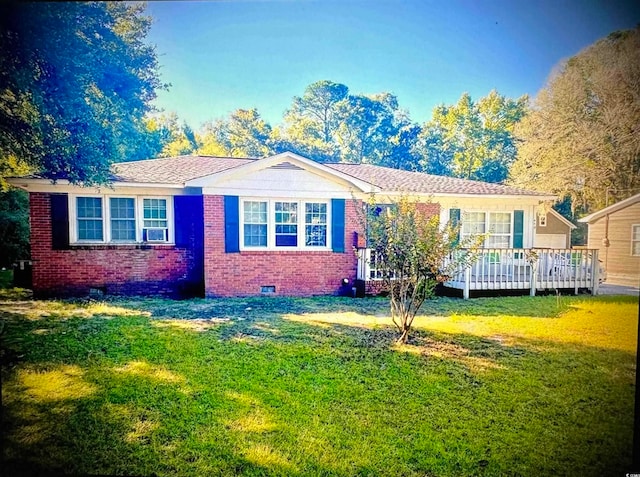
[143,227,168,242]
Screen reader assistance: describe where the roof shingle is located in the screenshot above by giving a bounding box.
[325,163,549,196]
[112,155,256,184]
[109,155,549,197]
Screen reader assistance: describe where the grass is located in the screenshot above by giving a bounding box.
[0,292,637,476]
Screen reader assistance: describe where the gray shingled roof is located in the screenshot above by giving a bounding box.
[109,155,547,197]
[325,163,550,196]
[112,155,256,184]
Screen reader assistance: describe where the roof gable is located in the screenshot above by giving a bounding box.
[184,152,376,192]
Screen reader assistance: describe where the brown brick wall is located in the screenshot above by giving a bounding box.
[29,193,198,297]
[203,195,364,297]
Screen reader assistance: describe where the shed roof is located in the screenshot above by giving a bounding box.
[579,193,640,223]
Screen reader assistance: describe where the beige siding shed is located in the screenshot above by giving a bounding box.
[580,194,640,286]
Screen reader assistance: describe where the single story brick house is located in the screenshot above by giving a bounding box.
[579,193,640,286]
[9,152,556,298]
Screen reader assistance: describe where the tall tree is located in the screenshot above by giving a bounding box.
[417,91,528,182]
[0,2,165,185]
[201,109,273,157]
[510,27,640,212]
[281,82,421,167]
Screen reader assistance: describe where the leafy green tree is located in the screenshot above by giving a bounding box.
[155,113,201,157]
[510,27,640,212]
[417,91,528,182]
[365,197,482,343]
[0,2,165,185]
[281,82,421,167]
[201,109,273,157]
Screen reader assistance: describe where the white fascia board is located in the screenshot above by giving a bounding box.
[548,208,577,229]
[185,151,378,193]
[6,177,190,195]
[381,191,557,202]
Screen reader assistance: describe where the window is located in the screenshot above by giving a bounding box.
[243,201,267,247]
[632,225,640,256]
[462,211,512,248]
[240,198,330,250]
[486,212,511,248]
[71,195,171,244]
[143,198,168,242]
[275,201,298,247]
[77,197,103,241]
[305,202,327,246]
[110,198,136,241]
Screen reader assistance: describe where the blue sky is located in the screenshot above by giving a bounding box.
[146,0,640,128]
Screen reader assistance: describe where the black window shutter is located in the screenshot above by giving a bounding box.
[513,210,524,248]
[50,193,70,250]
[331,199,345,253]
[224,196,240,253]
[449,208,461,246]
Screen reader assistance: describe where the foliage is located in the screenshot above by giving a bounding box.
[417,90,528,182]
[0,294,635,476]
[0,188,30,267]
[510,27,640,212]
[365,197,483,343]
[200,108,273,157]
[279,81,420,167]
[0,2,165,185]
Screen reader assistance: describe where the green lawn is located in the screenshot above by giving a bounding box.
[0,293,637,476]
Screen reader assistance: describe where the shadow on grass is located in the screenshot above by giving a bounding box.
[0,294,636,476]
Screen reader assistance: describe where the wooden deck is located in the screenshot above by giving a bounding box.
[357,248,601,299]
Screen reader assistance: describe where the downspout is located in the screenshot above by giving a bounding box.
[602,213,610,272]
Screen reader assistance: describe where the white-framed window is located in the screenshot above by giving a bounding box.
[240,198,330,250]
[632,224,640,256]
[243,200,268,247]
[70,195,173,244]
[110,197,136,241]
[76,196,104,241]
[305,202,327,247]
[461,211,512,248]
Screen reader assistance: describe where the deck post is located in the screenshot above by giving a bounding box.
[463,266,471,299]
[529,260,538,296]
[591,249,600,296]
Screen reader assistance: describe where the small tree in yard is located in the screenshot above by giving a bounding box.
[366,197,482,343]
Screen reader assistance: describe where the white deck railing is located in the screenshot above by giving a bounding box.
[356,248,600,299]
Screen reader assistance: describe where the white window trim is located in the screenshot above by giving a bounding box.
[632,224,640,257]
[69,194,174,245]
[239,198,331,251]
[461,210,513,249]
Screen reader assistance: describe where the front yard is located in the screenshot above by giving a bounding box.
[0,293,637,476]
